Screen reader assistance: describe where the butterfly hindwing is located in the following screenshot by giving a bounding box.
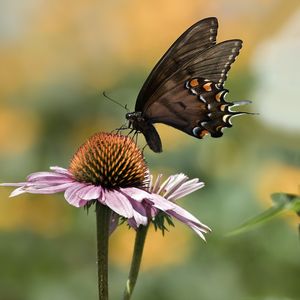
[143,77,239,140]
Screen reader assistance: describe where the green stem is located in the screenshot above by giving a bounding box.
[123,224,149,300]
[96,202,111,300]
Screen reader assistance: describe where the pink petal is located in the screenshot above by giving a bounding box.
[78,199,88,207]
[8,182,75,197]
[30,177,73,185]
[169,204,211,231]
[79,185,102,200]
[163,174,189,199]
[24,182,75,194]
[167,181,205,201]
[50,166,72,176]
[10,187,27,197]
[124,196,149,226]
[145,194,176,211]
[64,183,87,207]
[0,182,28,187]
[188,224,207,240]
[132,209,148,226]
[117,190,149,226]
[151,174,163,193]
[120,187,153,202]
[27,171,57,180]
[103,189,134,218]
[166,205,211,240]
[157,176,171,195]
[128,218,138,230]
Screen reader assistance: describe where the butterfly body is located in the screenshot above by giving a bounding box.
[126,112,162,152]
[127,17,250,153]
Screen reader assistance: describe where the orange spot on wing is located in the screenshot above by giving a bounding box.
[215,91,223,102]
[202,82,212,92]
[220,104,227,111]
[199,129,209,138]
[189,78,199,87]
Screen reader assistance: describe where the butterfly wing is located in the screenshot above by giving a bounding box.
[141,39,244,141]
[143,39,242,111]
[135,17,219,111]
[131,18,246,152]
[145,77,244,140]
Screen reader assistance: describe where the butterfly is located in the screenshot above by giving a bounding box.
[126,17,251,153]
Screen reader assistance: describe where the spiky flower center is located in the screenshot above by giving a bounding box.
[69,132,148,188]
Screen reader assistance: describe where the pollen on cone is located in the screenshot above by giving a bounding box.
[69,132,148,188]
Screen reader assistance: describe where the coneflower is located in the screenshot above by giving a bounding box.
[1,132,211,300]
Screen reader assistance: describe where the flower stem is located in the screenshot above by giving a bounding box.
[123,224,149,300]
[96,202,111,300]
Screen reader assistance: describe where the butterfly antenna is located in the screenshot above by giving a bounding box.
[102,91,129,112]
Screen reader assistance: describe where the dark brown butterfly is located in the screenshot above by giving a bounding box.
[126,17,250,153]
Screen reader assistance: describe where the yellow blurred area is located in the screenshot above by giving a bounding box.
[0,106,40,155]
[155,124,194,153]
[256,161,300,226]
[1,0,299,99]
[0,190,72,237]
[110,223,191,270]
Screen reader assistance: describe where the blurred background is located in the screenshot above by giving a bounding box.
[1,0,300,299]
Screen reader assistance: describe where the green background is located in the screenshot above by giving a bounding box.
[0,1,299,299]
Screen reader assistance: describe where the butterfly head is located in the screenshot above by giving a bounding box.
[125,111,142,120]
[125,111,143,129]
[126,111,143,128]
[125,111,162,152]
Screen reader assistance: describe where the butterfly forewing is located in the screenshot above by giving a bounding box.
[185,40,242,86]
[135,17,218,111]
[143,39,242,111]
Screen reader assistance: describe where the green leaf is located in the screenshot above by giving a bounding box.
[227,192,300,236]
[271,193,300,215]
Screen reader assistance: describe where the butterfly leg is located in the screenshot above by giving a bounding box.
[113,123,129,134]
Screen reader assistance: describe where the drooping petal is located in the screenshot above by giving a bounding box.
[140,190,210,240]
[145,193,177,211]
[120,187,154,203]
[25,182,75,193]
[127,218,138,230]
[168,210,208,240]
[64,183,87,207]
[128,200,148,226]
[27,172,72,183]
[9,187,27,197]
[29,177,73,185]
[50,166,72,176]
[132,210,148,226]
[168,204,211,231]
[77,185,102,200]
[9,182,76,197]
[103,189,134,218]
[0,182,28,187]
